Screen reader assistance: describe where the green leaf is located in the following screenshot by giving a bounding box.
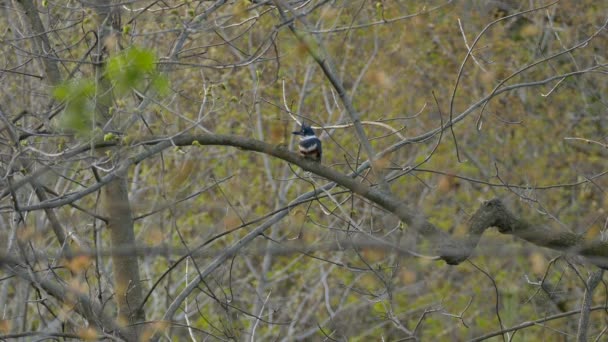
[106,46,159,93]
[104,133,117,142]
[151,75,170,95]
[53,79,96,135]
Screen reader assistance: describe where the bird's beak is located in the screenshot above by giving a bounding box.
[292,131,302,135]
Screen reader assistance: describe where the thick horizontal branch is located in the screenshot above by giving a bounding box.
[449,199,608,269]
[9,132,606,339]
[15,134,608,269]
[11,133,454,259]
[3,64,603,208]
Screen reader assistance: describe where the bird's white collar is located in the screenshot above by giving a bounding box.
[300,135,317,141]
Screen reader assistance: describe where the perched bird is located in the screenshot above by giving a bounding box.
[292,123,322,162]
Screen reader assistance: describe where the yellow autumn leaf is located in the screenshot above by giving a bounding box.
[528,252,547,276]
[145,227,165,245]
[223,212,241,230]
[400,269,417,285]
[77,327,98,341]
[269,121,285,144]
[362,247,385,263]
[65,255,92,273]
[0,320,10,334]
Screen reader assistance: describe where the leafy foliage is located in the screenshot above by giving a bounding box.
[53,79,95,134]
[106,46,168,94]
[53,46,167,135]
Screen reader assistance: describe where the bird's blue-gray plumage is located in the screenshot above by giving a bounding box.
[292,123,322,162]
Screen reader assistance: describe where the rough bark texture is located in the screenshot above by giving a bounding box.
[450,199,608,268]
[104,173,146,332]
[15,0,61,84]
[93,0,146,338]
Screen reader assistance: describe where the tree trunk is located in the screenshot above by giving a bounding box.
[93,0,146,338]
[104,171,146,337]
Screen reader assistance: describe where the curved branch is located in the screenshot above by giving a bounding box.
[15,133,608,269]
[452,199,608,269]
[449,1,559,119]
[18,133,452,249]
[3,64,603,205]
[9,132,608,337]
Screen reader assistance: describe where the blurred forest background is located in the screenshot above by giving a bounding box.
[0,0,607,340]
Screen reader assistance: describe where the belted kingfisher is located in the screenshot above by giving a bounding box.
[292,123,322,162]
